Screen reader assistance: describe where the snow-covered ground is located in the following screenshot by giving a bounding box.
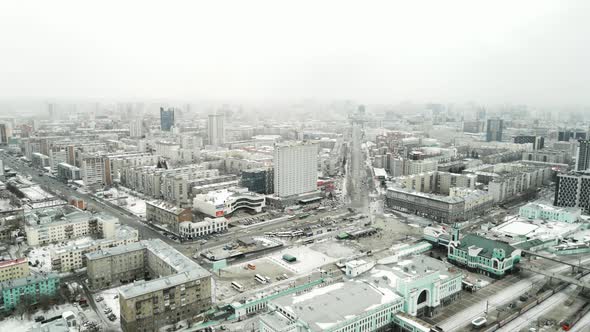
[94,285,123,320]
[100,187,146,217]
[266,242,355,275]
[28,237,95,274]
[0,303,84,332]
[439,257,590,331]
[28,247,52,273]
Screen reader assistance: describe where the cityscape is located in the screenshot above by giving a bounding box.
[1,1,590,332]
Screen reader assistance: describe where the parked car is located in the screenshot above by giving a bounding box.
[96,296,104,302]
[104,307,112,314]
[34,316,45,322]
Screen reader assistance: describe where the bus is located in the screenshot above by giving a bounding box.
[255,274,267,284]
[231,282,245,292]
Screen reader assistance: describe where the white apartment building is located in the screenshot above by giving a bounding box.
[120,165,219,204]
[208,113,225,146]
[488,164,552,203]
[178,217,228,239]
[81,154,107,187]
[105,152,158,184]
[49,147,68,174]
[129,118,143,138]
[155,140,181,161]
[50,225,139,273]
[24,208,118,246]
[273,141,318,198]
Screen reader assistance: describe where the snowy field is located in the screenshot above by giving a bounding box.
[267,243,353,274]
[93,285,124,325]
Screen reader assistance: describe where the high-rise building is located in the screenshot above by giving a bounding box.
[576,140,590,171]
[558,128,587,142]
[240,168,274,194]
[486,118,503,142]
[81,154,107,187]
[207,113,225,146]
[0,123,11,145]
[129,118,143,138]
[273,141,318,197]
[514,135,544,150]
[159,107,175,131]
[554,172,590,213]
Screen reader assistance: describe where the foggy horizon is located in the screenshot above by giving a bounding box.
[1,1,590,106]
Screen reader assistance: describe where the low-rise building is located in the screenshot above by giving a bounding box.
[178,217,228,239]
[0,273,60,311]
[145,200,192,232]
[85,239,212,332]
[193,187,265,217]
[519,202,580,223]
[0,258,30,283]
[258,255,461,332]
[448,233,521,278]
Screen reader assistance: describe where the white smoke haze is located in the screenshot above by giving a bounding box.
[0,0,588,106]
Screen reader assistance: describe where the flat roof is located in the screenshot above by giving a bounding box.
[273,279,402,331]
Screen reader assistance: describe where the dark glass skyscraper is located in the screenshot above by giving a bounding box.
[160,107,175,131]
[486,118,503,142]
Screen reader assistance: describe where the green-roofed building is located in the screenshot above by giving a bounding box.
[448,234,521,278]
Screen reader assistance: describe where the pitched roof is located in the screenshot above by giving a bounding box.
[458,234,515,258]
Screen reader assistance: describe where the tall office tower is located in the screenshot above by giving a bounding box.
[273,141,318,198]
[514,135,544,150]
[486,118,503,142]
[576,140,590,171]
[48,103,56,120]
[554,172,590,213]
[207,113,225,146]
[130,118,143,138]
[0,123,10,145]
[559,128,587,141]
[160,107,175,131]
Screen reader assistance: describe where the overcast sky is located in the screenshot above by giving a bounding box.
[0,1,588,105]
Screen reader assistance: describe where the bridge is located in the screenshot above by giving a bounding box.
[520,264,590,290]
[522,250,590,272]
